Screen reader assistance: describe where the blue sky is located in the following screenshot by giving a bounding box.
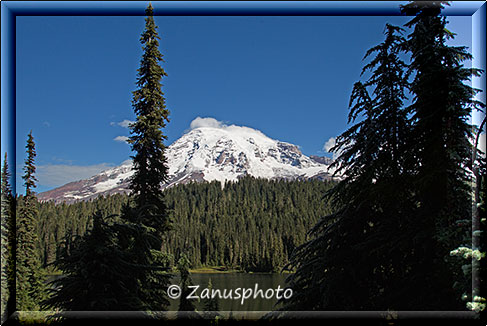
[10,3,480,194]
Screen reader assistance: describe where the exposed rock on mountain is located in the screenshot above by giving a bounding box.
[38,122,336,203]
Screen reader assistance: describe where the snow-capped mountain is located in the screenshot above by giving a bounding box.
[38,120,336,203]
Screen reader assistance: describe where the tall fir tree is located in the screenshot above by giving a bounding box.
[128,1,170,220]
[16,131,47,311]
[279,1,486,308]
[400,0,485,309]
[117,2,172,311]
[1,153,14,322]
[281,23,415,311]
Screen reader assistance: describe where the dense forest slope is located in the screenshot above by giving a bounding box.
[31,177,336,273]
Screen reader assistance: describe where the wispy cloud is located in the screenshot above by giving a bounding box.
[51,156,74,164]
[114,136,130,143]
[323,137,336,152]
[36,163,115,188]
[118,119,134,128]
[323,136,346,160]
[111,119,135,128]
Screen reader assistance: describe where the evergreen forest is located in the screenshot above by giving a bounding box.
[32,177,335,274]
[1,1,486,324]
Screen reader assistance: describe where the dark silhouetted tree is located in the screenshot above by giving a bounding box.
[177,253,200,319]
[400,0,485,309]
[1,153,15,322]
[43,211,138,312]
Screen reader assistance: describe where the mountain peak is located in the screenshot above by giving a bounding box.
[38,120,335,203]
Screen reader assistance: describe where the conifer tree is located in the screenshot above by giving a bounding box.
[281,1,483,312]
[43,211,138,312]
[116,2,172,311]
[462,117,487,311]
[16,131,47,311]
[400,0,485,309]
[177,253,200,319]
[1,153,14,322]
[203,278,220,320]
[128,1,170,221]
[281,22,414,311]
[33,177,333,275]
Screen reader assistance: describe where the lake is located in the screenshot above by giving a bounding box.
[168,273,289,313]
[47,272,290,316]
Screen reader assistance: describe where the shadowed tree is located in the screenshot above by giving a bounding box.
[400,0,485,309]
[281,22,416,311]
[203,278,220,320]
[42,211,139,312]
[177,253,200,319]
[281,1,484,312]
[1,153,15,322]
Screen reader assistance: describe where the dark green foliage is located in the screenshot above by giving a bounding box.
[16,132,48,311]
[42,211,139,311]
[22,132,38,198]
[177,253,200,319]
[177,253,196,311]
[203,278,220,320]
[111,3,172,312]
[37,194,128,274]
[281,2,482,311]
[400,0,484,309]
[282,23,416,311]
[476,136,486,308]
[35,178,334,274]
[451,117,487,307]
[128,2,170,224]
[164,177,334,272]
[1,153,15,321]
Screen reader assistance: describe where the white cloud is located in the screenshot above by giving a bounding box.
[110,120,134,128]
[118,120,135,128]
[190,117,224,130]
[323,137,336,152]
[36,163,115,187]
[114,136,130,143]
[323,136,348,161]
[187,116,270,140]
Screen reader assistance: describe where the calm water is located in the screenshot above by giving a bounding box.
[169,273,289,312]
[47,273,290,313]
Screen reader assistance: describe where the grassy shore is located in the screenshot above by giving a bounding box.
[188,266,241,273]
[187,266,293,274]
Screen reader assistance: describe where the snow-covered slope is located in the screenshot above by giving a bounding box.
[38,121,336,203]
